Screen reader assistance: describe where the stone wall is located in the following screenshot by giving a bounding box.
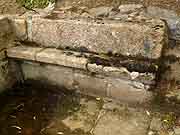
[2,4,179,103]
[20,60,153,104]
[4,5,168,103]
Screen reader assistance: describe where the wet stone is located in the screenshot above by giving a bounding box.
[61,98,101,132]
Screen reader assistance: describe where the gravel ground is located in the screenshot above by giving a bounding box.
[56,0,180,14]
[0,0,179,15]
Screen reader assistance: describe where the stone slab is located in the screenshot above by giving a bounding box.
[7,46,88,70]
[7,46,44,61]
[36,48,88,70]
[19,61,153,104]
[18,17,167,59]
[7,46,156,85]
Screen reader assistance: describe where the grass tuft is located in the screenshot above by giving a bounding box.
[16,0,55,9]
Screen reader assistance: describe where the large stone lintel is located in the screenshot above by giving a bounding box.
[31,18,166,59]
[9,16,167,60]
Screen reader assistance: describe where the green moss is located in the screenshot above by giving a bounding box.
[16,0,55,9]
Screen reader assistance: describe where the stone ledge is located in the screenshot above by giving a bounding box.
[20,61,153,104]
[7,46,88,70]
[7,46,155,85]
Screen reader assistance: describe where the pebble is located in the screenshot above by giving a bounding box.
[130,72,140,80]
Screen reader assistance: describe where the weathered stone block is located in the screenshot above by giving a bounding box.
[23,17,166,59]
[11,18,27,40]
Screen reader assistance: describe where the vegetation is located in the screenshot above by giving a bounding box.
[16,0,55,9]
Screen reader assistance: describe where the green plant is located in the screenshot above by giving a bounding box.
[16,0,55,9]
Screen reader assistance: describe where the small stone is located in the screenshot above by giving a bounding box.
[57,131,64,135]
[131,81,145,89]
[88,6,113,17]
[130,72,140,80]
[145,110,151,116]
[118,4,143,14]
[148,131,155,135]
[150,117,162,131]
[33,116,36,120]
[96,97,101,101]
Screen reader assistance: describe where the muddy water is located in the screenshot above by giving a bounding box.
[0,80,90,135]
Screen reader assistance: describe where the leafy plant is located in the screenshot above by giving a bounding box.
[16,0,55,9]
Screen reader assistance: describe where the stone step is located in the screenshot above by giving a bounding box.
[7,46,156,85]
[19,61,153,105]
[7,46,154,104]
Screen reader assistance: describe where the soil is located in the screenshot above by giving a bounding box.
[56,0,180,14]
[0,80,88,135]
[0,0,26,14]
[0,0,179,15]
